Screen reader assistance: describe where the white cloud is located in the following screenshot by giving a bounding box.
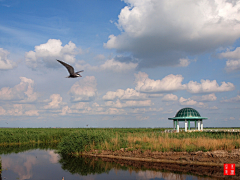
[176,58,190,67]
[25,110,39,116]
[186,79,235,93]
[68,76,97,102]
[7,104,23,116]
[0,48,16,70]
[209,106,218,110]
[134,72,234,94]
[3,104,39,116]
[221,95,240,102]
[179,97,197,106]
[76,58,137,72]
[105,99,152,108]
[104,0,240,68]
[44,94,64,109]
[25,39,80,68]
[60,106,72,116]
[135,72,186,93]
[0,106,6,115]
[105,108,126,115]
[162,94,178,101]
[100,59,137,72]
[103,88,148,101]
[179,97,217,109]
[192,93,217,101]
[220,47,240,59]
[0,77,38,102]
[220,47,240,71]
[225,59,240,71]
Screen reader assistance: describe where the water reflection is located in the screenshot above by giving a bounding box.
[0,145,229,180]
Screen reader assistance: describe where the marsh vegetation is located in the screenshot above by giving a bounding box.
[0,128,239,155]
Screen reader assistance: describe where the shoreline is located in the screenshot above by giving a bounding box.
[84,155,239,180]
[81,148,240,167]
[81,150,240,179]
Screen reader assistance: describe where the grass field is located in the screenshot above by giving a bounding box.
[0,128,239,155]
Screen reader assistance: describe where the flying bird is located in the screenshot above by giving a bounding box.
[57,59,84,78]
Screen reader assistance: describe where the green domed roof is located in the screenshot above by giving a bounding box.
[168,107,208,120]
[175,107,200,117]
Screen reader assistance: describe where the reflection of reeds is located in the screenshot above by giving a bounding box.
[0,156,1,174]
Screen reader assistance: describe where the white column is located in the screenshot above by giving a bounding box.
[185,119,187,132]
[198,120,200,131]
[177,120,179,133]
[173,120,175,130]
[201,120,203,131]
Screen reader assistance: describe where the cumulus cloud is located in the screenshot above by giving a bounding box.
[134,72,235,94]
[44,94,64,109]
[105,99,152,108]
[7,104,23,116]
[176,58,190,67]
[60,106,72,116]
[68,76,97,102]
[105,108,126,115]
[76,58,137,72]
[3,104,39,116]
[179,97,198,106]
[103,88,148,101]
[135,72,186,93]
[0,48,16,70]
[220,47,240,71]
[179,97,217,109]
[192,93,217,101]
[25,39,81,68]
[220,47,240,59]
[0,77,38,102]
[104,0,240,68]
[99,59,138,72]
[221,95,240,102]
[25,110,39,116]
[186,79,235,93]
[0,106,6,115]
[162,94,178,101]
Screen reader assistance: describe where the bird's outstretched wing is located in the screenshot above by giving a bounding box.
[75,70,84,74]
[57,60,74,75]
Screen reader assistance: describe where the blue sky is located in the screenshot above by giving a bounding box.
[0,0,240,128]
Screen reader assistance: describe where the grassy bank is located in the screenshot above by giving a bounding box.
[57,129,240,154]
[0,128,164,146]
[0,128,72,145]
[0,128,239,155]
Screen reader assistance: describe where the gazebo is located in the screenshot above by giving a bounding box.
[168,107,208,132]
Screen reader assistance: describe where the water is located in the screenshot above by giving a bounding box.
[0,145,222,180]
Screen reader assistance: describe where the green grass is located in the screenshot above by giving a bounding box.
[0,128,240,155]
[0,128,165,145]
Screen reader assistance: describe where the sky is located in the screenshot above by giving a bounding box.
[0,0,240,128]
